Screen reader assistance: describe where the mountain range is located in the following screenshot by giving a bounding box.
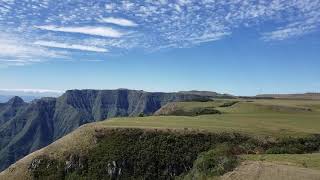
[0,89,212,171]
[0,95,40,103]
[0,89,63,103]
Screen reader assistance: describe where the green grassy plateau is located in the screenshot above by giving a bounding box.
[103,99,320,137]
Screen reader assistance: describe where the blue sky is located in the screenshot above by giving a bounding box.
[0,0,319,96]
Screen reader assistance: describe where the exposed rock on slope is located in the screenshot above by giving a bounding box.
[0,89,209,171]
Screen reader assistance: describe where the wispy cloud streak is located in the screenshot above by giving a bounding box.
[99,17,138,27]
[35,26,124,38]
[0,33,66,66]
[34,41,108,52]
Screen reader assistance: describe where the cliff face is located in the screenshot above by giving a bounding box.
[0,89,209,171]
[52,90,207,139]
[0,97,56,171]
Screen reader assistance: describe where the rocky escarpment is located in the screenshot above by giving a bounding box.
[52,89,210,138]
[0,89,210,171]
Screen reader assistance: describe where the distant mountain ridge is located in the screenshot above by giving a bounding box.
[0,89,210,171]
[178,90,235,98]
[0,95,40,103]
[0,89,63,103]
[256,93,320,100]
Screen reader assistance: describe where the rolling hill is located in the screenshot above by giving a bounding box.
[1,98,320,179]
[0,89,209,171]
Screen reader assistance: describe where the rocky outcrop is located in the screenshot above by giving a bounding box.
[106,161,122,179]
[0,89,210,171]
[64,154,87,174]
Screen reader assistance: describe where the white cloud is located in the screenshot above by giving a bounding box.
[262,24,316,41]
[0,89,64,94]
[186,32,231,44]
[35,25,124,38]
[0,0,319,64]
[0,38,57,58]
[34,41,108,52]
[0,89,64,97]
[260,0,320,40]
[0,34,66,66]
[99,17,138,27]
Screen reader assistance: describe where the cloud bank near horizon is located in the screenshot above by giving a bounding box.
[0,0,319,66]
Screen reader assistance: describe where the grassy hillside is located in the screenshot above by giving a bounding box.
[221,160,320,180]
[2,126,319,180]
[154,100,228,116]
[1,98,320,179]
[105,99,320,137]
[0,127,253,180]
[0,89,211,171]
[257,93,320,100]
[220,153,320,180]
[242,153,320,170]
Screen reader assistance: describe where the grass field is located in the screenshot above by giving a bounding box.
[242,153,320,170]
[221,160,320,180]
[223,153,320,180]
[1,98,320,180]
[102,99,320,137]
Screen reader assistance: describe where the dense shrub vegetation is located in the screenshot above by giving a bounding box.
[193,108,222,116]
[166,107,221,116]
[219,101,239,107]
[182,144,238,179]
[85,129,248,180]
[29,156,65,180]
[29,129,320,180]
[266,135,320,154]
[156,105,222,116]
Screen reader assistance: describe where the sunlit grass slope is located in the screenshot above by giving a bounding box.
[242,153,320,170]
[102,99,320,137]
